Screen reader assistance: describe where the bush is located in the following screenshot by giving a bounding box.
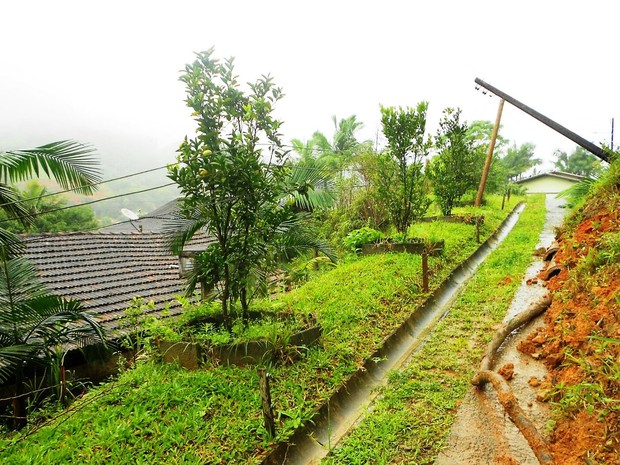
[343,227,384,251]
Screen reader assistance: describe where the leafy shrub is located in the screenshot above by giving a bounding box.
[343,227,384,251]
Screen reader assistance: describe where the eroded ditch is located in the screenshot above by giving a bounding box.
[263,202,527,465]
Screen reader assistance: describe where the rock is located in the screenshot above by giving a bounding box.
[528,376,541,387]
[498,362,515,381]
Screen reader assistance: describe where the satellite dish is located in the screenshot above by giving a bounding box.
[121,208,139,221]
[121,208,142,232]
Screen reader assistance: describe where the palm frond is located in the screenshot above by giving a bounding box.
[0,140,101,195]
[163,206,210,255]
[284,159,335,211]
[0,184,33,226]
[0,228,25,258]
[0,256,49,317]
[273,212,336,262]
[0,344,38,383]
[557,177,597,207]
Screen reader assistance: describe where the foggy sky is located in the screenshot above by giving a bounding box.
[1,0,617,182]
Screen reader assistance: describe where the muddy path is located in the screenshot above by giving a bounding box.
[435,195,567,465]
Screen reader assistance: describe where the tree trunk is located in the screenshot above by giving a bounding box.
[12,366,27,430]
[222,264,231,332]
[240,287,249,327]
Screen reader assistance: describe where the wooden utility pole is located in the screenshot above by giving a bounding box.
[475,98,504,207]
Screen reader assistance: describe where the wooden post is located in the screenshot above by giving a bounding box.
[475,98,504,207]
[422,250,429,293]
[258,368,276,438]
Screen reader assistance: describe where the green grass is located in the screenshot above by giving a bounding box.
[0,195,529,464]
[323,194,546,464]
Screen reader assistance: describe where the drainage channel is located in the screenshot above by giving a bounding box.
[264,203,526,465]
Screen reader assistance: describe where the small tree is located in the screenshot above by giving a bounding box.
[168,49,287,325]
[429,108,478,215]
[169,49,333,325]
[376,103,432,235]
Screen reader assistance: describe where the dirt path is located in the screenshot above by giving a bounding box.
[435,195,567,465]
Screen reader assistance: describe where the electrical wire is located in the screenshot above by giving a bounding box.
[0,183,177,226]
[0,143,363,212]
[0,164,175,210]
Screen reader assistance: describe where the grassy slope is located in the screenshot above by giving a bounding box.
[0,196,527,464]
[324,194,547,464]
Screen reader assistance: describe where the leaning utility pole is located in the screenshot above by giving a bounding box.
[475,98,504,207]
[475,78,610,163]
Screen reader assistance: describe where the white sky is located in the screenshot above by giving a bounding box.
[1,0,617,178]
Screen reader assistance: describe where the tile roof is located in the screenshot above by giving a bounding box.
[21,231,214,334]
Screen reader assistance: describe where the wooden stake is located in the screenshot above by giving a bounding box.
[422,250,429,293]
[475,98,504,207]
[258,368,276,438]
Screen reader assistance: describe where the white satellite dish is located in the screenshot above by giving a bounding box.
[121,208,142,232]
[121,208,140,221]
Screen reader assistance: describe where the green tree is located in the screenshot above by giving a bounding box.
[501,142,541,180]
[467,120,509,156]
[0,181,99,233]
[376,103,432,235]
[429,108,478,215]
[168,49,333,325]
[466,120,510,195]
[554,146,604,177]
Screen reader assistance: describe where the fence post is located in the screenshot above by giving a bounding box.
[258,368,276,438]
[422,249,429,293]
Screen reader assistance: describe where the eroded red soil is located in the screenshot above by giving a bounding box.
[519,185,620,464]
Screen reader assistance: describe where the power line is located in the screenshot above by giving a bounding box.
[0,164,174,210]
[0,183,177,226]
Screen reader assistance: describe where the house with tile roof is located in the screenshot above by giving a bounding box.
[22,231,213,335]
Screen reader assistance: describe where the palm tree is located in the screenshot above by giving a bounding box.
[302,115,370,170]
[500,142,541,180]
[0,140,103,429]
[0,250,106,429]
[0,140,100,254]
